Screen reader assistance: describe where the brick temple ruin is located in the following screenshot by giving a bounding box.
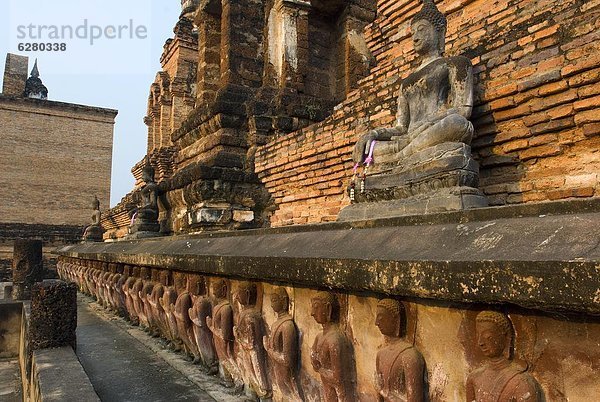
[0,54,117,279]
[51,0,600,400]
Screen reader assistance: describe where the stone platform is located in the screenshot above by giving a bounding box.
[55,198,600,401]
[57,198,600,314]
[341,142,488,221]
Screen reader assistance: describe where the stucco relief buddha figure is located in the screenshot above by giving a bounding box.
[206,279,241,388]
[339,0,487,220]
[375,299,425,402]
[310,291,357,402]
[263,288,302,401]
[466,311,543,402]
[189,277,218,374]
[233,282,271,400]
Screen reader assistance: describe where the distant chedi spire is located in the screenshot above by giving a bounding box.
[24,59,48,100]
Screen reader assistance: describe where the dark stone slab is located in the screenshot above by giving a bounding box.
[56,199,600,314]
[0,301,22,358]
[12,240,43,300]
[29,280,77,352]
[0,358,21,402]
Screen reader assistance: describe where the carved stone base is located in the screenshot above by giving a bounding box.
[338,186,488,221]
[129,220,160,236]
[82,225,104,242]
[339,142,488,221]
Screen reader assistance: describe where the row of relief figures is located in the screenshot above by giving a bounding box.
[57,259,544,402]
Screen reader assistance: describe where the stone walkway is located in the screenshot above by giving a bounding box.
[77,298,216,402]
[0,359,21,402]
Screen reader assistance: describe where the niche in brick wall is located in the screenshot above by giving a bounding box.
[309,0,376,105]
[263,0,376,108]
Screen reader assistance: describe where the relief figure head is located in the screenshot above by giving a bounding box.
[311,291,338,325]
[376,299,405,338]
[211,278,228,300]
[475,311,513,359]
[270,287,289,314]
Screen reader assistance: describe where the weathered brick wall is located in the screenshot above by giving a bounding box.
[255,0,600,226]
[0,97,116,226]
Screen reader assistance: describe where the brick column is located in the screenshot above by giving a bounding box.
[195,3,222,105]
[12,239,43,300]
[220,0,266,88]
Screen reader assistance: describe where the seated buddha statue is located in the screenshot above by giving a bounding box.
[341,0,486,220]
[129,159,160,236]
[353,0,473,167]
[82,196,104,242]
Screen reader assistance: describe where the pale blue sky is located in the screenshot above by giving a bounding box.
[1,0,182,206]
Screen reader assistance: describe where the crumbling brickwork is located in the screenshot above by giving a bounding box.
[102,0,380,237]
[255,0,600,226]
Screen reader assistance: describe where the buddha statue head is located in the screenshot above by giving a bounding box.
[311,291,339,325]
[376,299,405,338]
[475,311,514,360]
[189,275,207,296]
[159,271,170,286]
[270,287,289,315]
[411,0,447,57]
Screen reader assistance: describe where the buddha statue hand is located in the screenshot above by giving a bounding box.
[352,130,379,164]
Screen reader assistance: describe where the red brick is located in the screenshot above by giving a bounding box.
[574,95,600,111]
[519,144,562,160]
[582,123,600,137]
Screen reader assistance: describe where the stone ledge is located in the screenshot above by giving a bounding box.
[56,198,600,314]
[31,347,100,402]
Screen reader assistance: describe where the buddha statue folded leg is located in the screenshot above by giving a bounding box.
[402,112,473,158]
[372,113,472,166]
[137,208,159,222]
